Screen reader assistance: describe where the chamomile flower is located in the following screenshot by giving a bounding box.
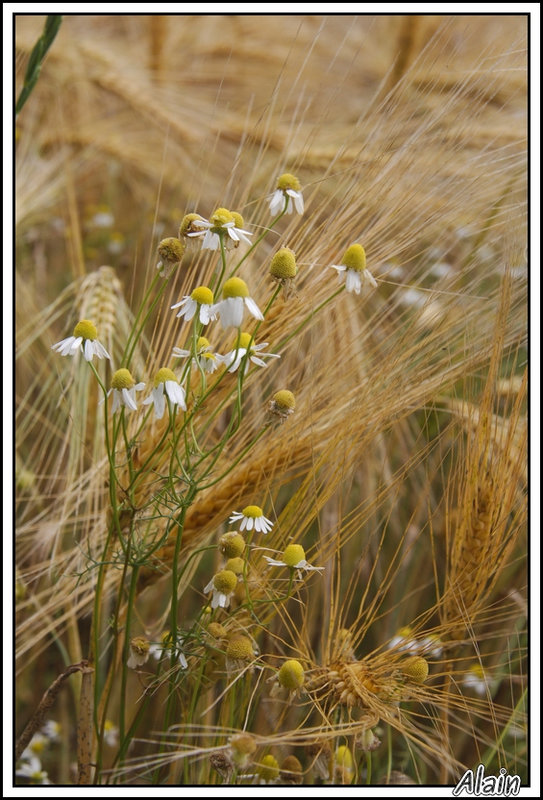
[388,626,443,658]
[104,369,145,413]
[204,569,238,609]
[143,368,186,419]
[149,631,188,669]
[171,336,220,373]
[264,543,324,576]
[270,659,305,699]
[269,173,304,216]
[219,331,280,373]
[212,277,264,329]
[103,720,119,748]
[463,663,492,696]
[127,636,151,669]
[171,285,216,325]
[189,207,253,251]
[268,389,295,421]
[229,505,273,534]
[179,212,208,239]
[156,237,185,276]
[16,753,51,785]
[51,319,110,361]
[330,243,378,294]
[270,247,298,295]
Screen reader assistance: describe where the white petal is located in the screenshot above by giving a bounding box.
[84,339,94,361]
[111,390,121,413]
[94,341,111,360]
[294,192,304,214]
[249,356,268,368]
[244,296,264,321]
[264,557,286,567]
[165,381,187,411]
[172,348,191,358]
[269,191,284,216]
[199,304,216,325]
[345,270,362,294]
[204,578,214,593]
[122,387,138,411]
[178,652,188,669]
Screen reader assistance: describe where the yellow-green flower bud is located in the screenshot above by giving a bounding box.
[212,569,238,594]
[153,367,177,387]
[158,237,185,264]
[219,532,246,558]
[223,277,249,299]
[111,368,136,390]
[334,745,353,770]
[282,544,306,567]
[207,622,227,640]
[73,320,98,340]
[225,556,245,575]
[278,659,304,690]
[277,173,301,192]
[341,244,366,272]
[257,754,279,782]
[226,634,254,662]
[270,248,297,280]
[190,286,214,305]
[401,656,429,683]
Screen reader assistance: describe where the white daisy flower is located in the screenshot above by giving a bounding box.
[102,368,145,413]
[103,720,119,748]
[149,631,188,669]
[127,636,151,669]
[171,285,216,325]
[264,543,324,576]
[143,368,187,419]
[51,319,110,361]
[463,663,492,696]
[41,720,61,741]
[229,505,273,534]
[269,173,304,216]
[212,277,264,329]
[204,568,238,609]
[388,627,443,658]
[188,207,253,251]
[172,336,220,374]
[330,243,378,294]
[219,331,280,373]
[178,212,209,239]
[156,237,185,276]
[16,755,51,785]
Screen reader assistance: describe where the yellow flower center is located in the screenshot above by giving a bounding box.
[225,556,245,575]
[226,634,254,661]
[342,243,366,272]
[190,286,214,305]
[220,532,246,558]
[158,237,185,263]
[273,390,295,410]
[73,320,97,340]
[277,172,301,192]
[212,569,238,594]
[401,656,429,683]
[210,207,234,228]
[223,277,249,299]
[197,336,211,351]
[236,331,254,349]
[130,636,150,656]
[335,745,353,769]
[258,754,279,782]
[154,367,177,387]
[278,659,304,690]
[241,504,263,518]
[179,212,205,236]
[282,544,305,567]
[270,248,297,279]
[230,211,245,228]
[111,368,135,390]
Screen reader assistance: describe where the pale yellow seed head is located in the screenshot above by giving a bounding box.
[277,172,301,192]
[401,656,429,683]
[278,659,304,690]
[111,368,135,390]
[158,237,185,263]
[226,634,254,661]
[342,244,366,272]
[210,207,234,227]
[179,213,205,237]
[154,367,177,387]
[212,569,238,594]
[282,544,306,567]
[273,390,295,410]
[257,754,279,782]
[223,277,249,299]
[219,532,245,558]
[225,557,245,575]
[73,320,97,340]
[190,286,214,305]
[270,248,297,279]
[241,504,263,518]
